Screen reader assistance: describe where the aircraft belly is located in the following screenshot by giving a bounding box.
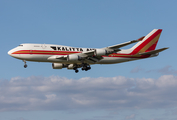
[17,54,47,62]
[18,54,82,64]
[15,54,139,65]
[47,58,82,64]
[27,55,69,63]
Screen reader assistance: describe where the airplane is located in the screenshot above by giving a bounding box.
[8,29,168,73]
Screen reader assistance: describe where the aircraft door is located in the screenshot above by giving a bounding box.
[42,44,47,49]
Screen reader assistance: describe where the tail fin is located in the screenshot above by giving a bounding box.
[131,29,162,54]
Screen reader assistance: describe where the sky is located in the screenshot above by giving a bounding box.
[0,0,177,120]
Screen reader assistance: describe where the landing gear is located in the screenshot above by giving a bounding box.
[81,63,91,71]
[24,64,27,68]
[23,60,27,68]
[72,63,91,73]
[73,67,79,73]
[75,69,79,73]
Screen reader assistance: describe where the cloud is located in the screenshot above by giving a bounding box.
[157,66,177,74]
[131,65,177,75]
[130,66,143,73]
[0,75,177,111]
[125,114,135,119]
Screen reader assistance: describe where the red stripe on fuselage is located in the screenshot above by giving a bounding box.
[12,50,150,59]
[12,50,80,55]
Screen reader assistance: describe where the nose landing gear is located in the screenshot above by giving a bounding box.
[23,60,27,68]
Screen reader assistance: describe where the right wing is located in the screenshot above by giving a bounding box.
[106,36,145,50]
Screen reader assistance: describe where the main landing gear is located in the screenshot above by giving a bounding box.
[23,60,27,68]
[73,67,79,73]
[81,64,91,71]
[73,63,91,73]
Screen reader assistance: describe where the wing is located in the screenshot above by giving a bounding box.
[47,50,101,63]
[48,36,145,63]
[106,36,145,50]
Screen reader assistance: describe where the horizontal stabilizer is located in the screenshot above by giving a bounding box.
[139,47,169,55]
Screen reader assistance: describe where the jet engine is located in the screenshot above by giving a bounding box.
[94,49,114,56]
[67,54,81,61]
[52,63,64,69]
[67,64,75,69]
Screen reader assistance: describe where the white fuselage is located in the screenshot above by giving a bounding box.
[8,43,140,65]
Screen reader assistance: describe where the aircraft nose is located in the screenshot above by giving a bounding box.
[8,50,11,55]
[8,49,13,56]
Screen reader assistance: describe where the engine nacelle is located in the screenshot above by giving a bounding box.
[94,49,114,56]
[94,49,107,56]
[52,63,64,69]
[67,54,81,61]
[67,64,75,69]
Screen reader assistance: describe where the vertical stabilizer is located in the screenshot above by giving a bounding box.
[131,29,162,54]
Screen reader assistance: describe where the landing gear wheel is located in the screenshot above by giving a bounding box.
[88,66,91,70]
[24,64,27,68]
[87,66,91,70]
[23,60,27,68]
[82,67,86,71]
[81,64,91,71]
[75,69,79,73]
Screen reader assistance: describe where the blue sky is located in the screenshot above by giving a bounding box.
[1,0,177,120]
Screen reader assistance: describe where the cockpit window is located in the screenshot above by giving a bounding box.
[19,45,23,46]
[50,46,57,50]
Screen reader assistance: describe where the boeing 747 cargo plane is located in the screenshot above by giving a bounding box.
[8,29,168,73]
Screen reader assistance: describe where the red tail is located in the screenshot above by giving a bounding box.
[130,29,162,54]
